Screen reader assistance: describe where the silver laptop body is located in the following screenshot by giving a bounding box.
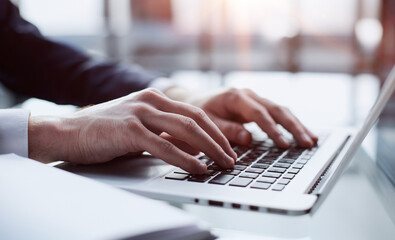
[58,66,395,215]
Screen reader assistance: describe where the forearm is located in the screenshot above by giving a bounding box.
[0,0,158,106]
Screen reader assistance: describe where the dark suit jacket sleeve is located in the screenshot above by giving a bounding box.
[0,0,160,107]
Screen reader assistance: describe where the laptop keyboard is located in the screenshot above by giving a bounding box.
[165,139,322,192]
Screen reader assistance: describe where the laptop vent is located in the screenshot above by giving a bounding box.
[308,136,351,195]
[308,159,335,194]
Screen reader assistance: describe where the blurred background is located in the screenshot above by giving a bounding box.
[10,0,394,76]
[1,0,394,120]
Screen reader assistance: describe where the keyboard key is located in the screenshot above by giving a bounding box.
[274,163,291,168]
[292,164,304,169]
[257,159,275,164]
[234,146,249,156]
[257,177,276,184]
[208,164,221,171]
[297,160,308,164]
[206,169,219,176]
[229,177,252,187]
[224,169,241,175]
[165,173,189,180]
[246,167,264,174]
[199,156,213,165]
[270,148,285,153]
[262,172,281,178]
[188,174,211,182]
[255,148,268,153]
[251,163,270,169]
[283,173,295,179]
[272,184,285,191]
[288,148,305,154]
[209,174,234,185]
[233,165,247,170]
[174,169,190,175]
[263,156,279,160]
[278,158,296,164]
[250,182,271,190]
[288,168,299,174]
[268,167,286,173]
[284,154,299,160]
[246,152,262,158]
[278,179,290,185]
[239,172,259,179]
[235,161,252,166]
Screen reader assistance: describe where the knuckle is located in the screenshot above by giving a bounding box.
[271,105,286,115]
[181,117,198,132]
[125,120,145,142]
[126,118,140,130]
[193,108,207,122]
[133,103,152,115]
[137,89,162,102]
[242,88,254,95]
[159,140,174,154]
[224,87,240,101]
[252,108,264,117]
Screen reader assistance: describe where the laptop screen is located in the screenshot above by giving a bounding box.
[376,92,395,186]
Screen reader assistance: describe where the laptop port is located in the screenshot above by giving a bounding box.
[208,200,223,207]
[249,205,259,211]
[231,203,241,209]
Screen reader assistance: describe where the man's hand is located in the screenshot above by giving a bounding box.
[28,89,236,174]
[166,87,318,148]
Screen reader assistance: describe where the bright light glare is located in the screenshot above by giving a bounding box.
[355,18,383,50]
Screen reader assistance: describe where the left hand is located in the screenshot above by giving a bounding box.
[167,87,318,148]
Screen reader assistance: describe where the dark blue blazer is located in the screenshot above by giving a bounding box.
[0,0,158,106]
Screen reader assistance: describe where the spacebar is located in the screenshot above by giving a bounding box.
[209,174,234,185]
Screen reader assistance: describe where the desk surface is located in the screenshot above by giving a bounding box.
[23,71,394,239]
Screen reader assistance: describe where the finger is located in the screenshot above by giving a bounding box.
[305,127,319,143]
[141,112,234,169]
[246,91,317,148]
[138,127,207,174]
[160,133,200,155]
[151,96,237,160]
[268,106,315,148]
[230,93,290,148]
[210,115,252,146]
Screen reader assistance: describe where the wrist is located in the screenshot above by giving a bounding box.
[28,116,64,163]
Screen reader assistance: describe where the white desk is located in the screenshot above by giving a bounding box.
[23,71,394,239]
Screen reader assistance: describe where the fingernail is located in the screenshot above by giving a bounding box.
[279,135,290,148]
[199,162,207,172]
[230,150,237,161]
[224,155,235,168]
[238,131,249,144]
[302,134,313,146]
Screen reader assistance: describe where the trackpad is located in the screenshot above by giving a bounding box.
[56,155,172,187]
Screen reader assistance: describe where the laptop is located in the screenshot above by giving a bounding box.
[58,66,395,215]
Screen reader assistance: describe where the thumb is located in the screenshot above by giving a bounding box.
[213,117,252,146]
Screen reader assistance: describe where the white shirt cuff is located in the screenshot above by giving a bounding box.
[148,77,177,93]
[0,109,30,157]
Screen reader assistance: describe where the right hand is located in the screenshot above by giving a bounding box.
[28,89,236,174]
